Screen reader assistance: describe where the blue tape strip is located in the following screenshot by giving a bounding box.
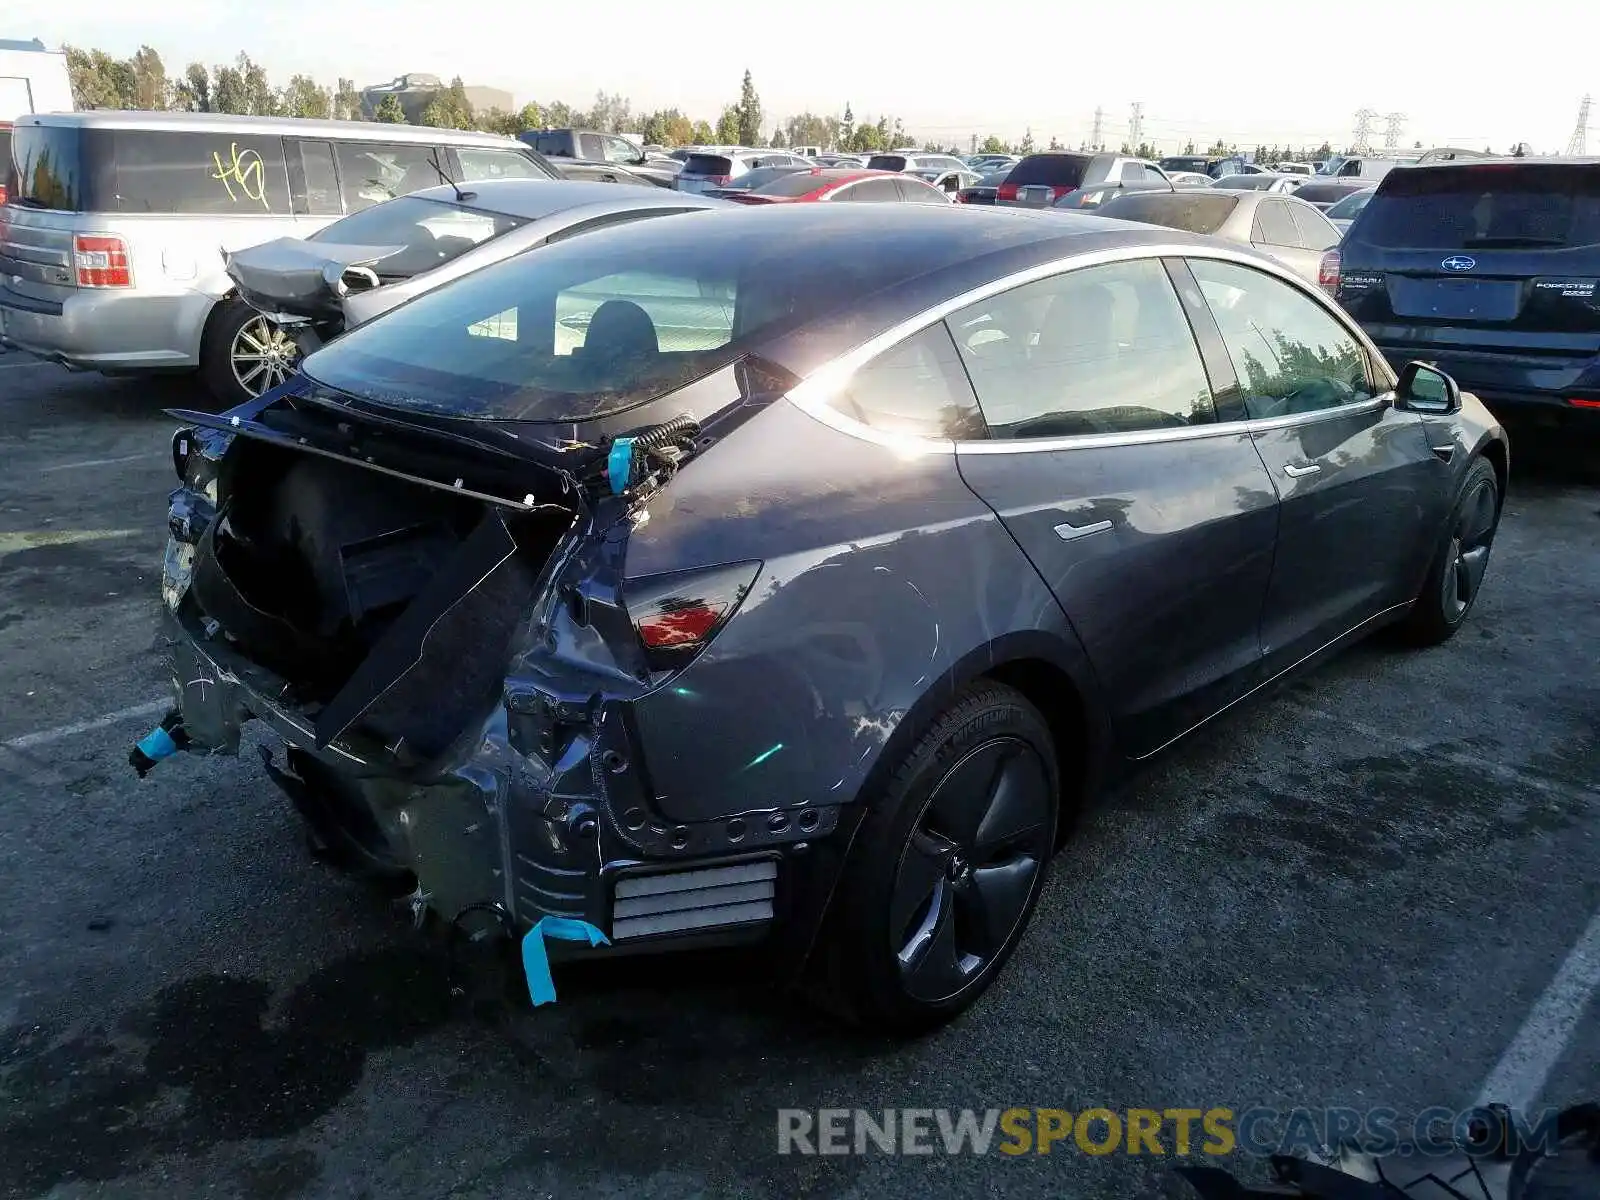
[521,916,610,1007]
[135,726,178,762]
[607,438,636,495]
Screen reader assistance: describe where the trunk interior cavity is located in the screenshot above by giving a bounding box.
[190,437,577,759]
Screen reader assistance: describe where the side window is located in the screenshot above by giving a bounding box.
[88,130,290,215]
[825,324,986,439]
[897,179,949,205]
[1188,258,1375,420]
[457,149,543,182]
[604,137,639,164]
[1289,203,1340,252]
[290,139,342,216]
[1119,161,1146,183]
[1251,199,1300,246]
[1142,164,1168,184]
[843,178,904,202]
[948,258,1217,439]
[334,142,445,212]
[554,271,734,356]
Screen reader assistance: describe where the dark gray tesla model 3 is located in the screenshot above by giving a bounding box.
[153,204,1508,1032]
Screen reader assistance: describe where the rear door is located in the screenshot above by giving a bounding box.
[1183,256,1444,672]
[951,256,1281,757]
[1337,162,1600,396]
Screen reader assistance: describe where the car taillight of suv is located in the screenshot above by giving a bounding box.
[1318,249,1341,294]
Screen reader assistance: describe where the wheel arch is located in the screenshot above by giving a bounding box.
[1477,434,1509,509]
[783,629,1111,985]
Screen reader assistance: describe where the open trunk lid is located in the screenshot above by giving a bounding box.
[224,238,407,321]
[1338,162,1600,361]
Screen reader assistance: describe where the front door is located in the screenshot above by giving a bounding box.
[1184,256,1446,673]
[949,256,1281,758]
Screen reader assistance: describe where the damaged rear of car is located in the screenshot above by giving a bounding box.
[148,205,1096,1032]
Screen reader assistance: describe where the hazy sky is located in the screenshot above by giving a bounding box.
[10,0,1594,153]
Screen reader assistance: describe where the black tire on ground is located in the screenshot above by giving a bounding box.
[808,681,1061,1034]
[1399,456,1501,647]
[199,298,300,408]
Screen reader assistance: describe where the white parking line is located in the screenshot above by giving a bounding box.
[1474,908,1600,1109]
[1,699,169,752]
[40,452,158,474]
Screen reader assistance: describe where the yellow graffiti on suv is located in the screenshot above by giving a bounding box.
[211,143,269,209]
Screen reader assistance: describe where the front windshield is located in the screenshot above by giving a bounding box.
[306,195,526,279]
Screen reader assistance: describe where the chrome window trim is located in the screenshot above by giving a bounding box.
[786,241,1396,454]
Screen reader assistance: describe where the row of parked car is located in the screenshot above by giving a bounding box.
[3,109,1596,434]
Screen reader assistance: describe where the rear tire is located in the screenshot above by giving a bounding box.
[1399,456,1500,646]
[809,682,1061,1034]
[200,298,300,408]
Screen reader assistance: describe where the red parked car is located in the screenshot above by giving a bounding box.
[707,168,951,205]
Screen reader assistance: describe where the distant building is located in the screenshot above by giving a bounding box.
[359,73,514,121]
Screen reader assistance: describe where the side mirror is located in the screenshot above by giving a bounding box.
[1395,361,1461,414]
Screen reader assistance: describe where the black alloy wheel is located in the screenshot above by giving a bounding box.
[1401,456,1501,645]
[891,737,1055,1004]
[809,681,1063,1033]
[1442,471,1498,623]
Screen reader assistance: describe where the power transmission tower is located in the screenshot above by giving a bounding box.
[1382,112,1406,152]
[1352,108,1377,154]
[1129,102,1144,151]
[1091,106,1104,151]
[1568,95,1592,156]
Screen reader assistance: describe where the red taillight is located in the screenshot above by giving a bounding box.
[74,234,132,288]
[637,603,725,649]
[708,174,731,186]
[1569,398,1600,409]
[996,182,1019,202]
[0,184,8,206]
[1318,249,1341,295]
[625,562,761,671]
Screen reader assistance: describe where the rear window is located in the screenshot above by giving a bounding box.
[5,125,292,214]
[1099,191,1239,234]
[867,155,908,172]
[728,165,805,191]
[1295,183,1363,207]
[683,154,734,176]
[0,128,10,198]
[1324,190,1373,220]
[1214,174,1275,190]
[1356,164,1600,250]
[1160,157,1208,174]
[1006,154,1091,188]
[523,133,572,157]
[306,195,525,280]
[751,170,831,197]
[300,208,1031,422]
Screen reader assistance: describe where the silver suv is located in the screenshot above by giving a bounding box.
[0,110,557,403]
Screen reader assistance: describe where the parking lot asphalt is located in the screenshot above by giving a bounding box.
[0,357,1595,1200]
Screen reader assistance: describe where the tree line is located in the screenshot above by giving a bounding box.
[61,44,942,152]
[63,44,1416,161]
